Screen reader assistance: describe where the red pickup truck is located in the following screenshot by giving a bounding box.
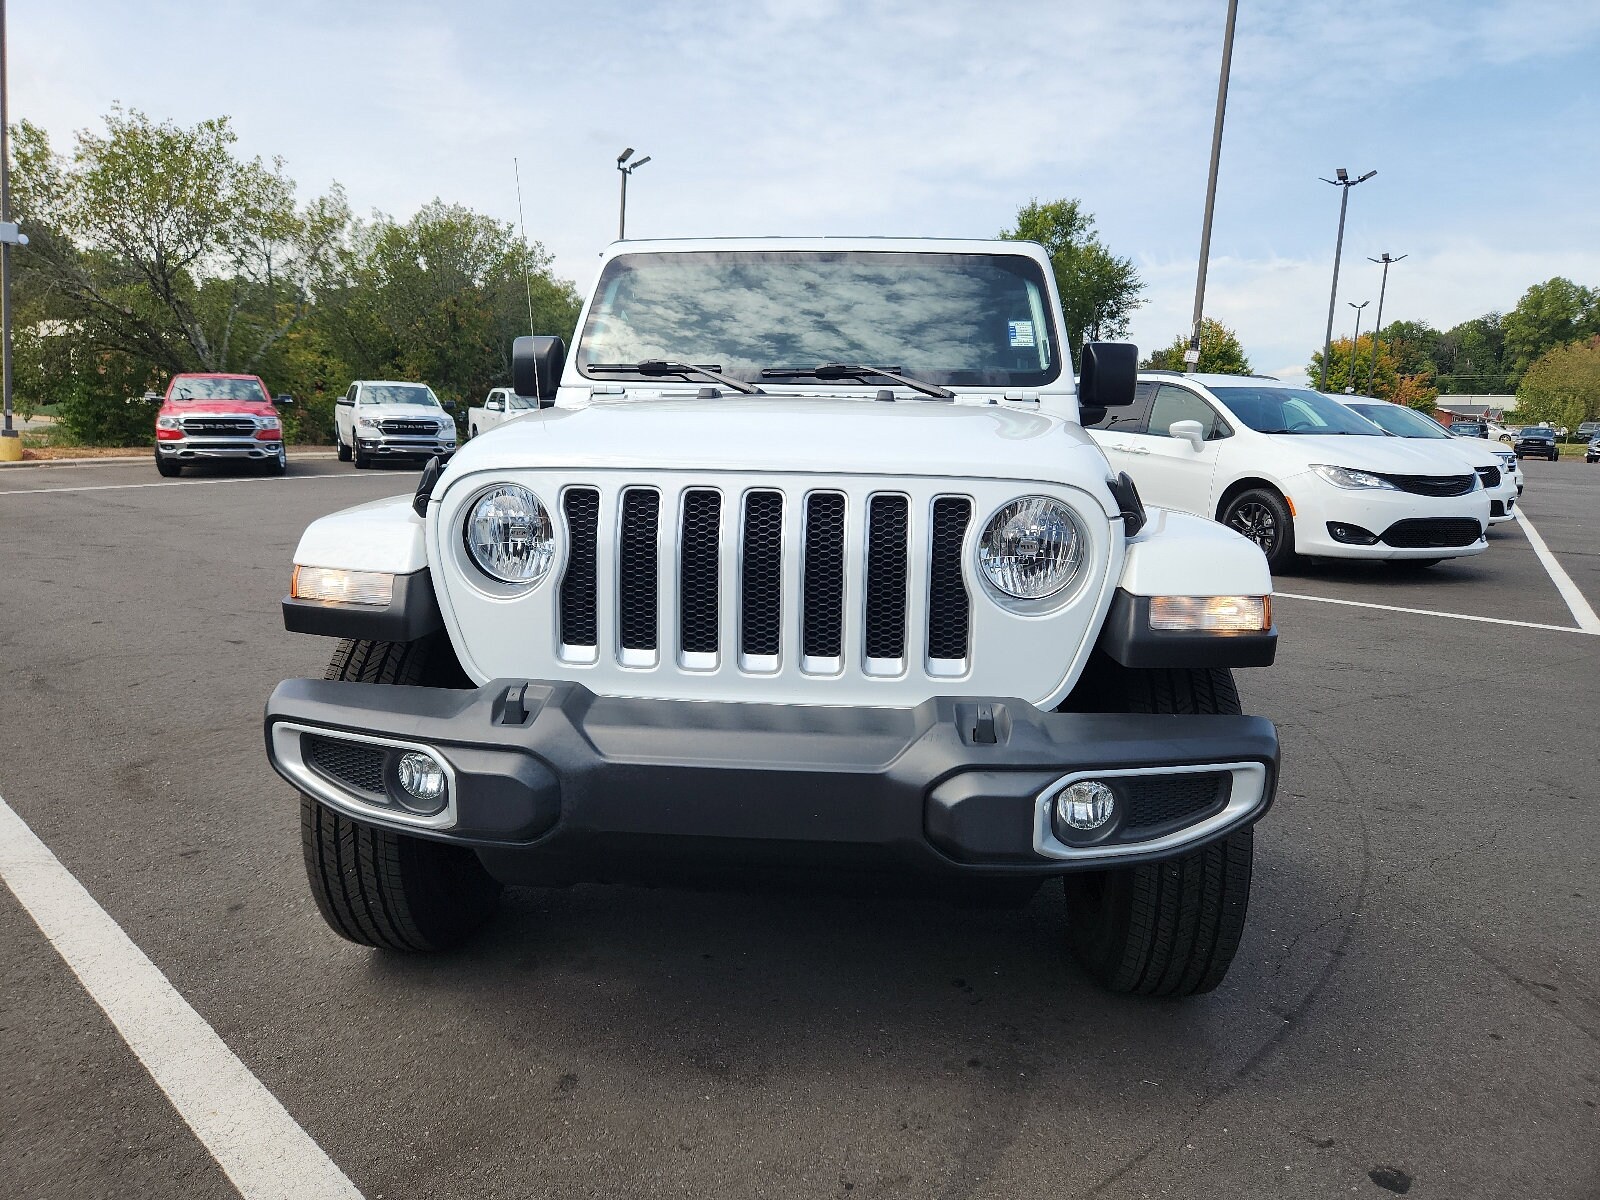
[153,373,291,477]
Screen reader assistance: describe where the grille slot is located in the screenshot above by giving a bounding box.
[560,489,600,648]
[927,497,972,662]
[618,489,660,653]
[380,418,438,436]
[1475,465,1501,489]
[679,490,722,657]
[802,493,847,662]
[864,495,910,662]
[181,417,255,436]
[741,491,785,660]
[1380,517,1482,548]
[1373,472,1477,497]
[303,734,386,796]
[1120,772,1230,840]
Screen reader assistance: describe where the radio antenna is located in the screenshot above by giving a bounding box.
[514,157,535,335]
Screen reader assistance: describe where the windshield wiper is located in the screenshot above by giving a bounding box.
[587,360,761,395]
[759,363,955,400]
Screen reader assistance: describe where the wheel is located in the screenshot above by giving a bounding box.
[1057,661,1255,996]
[261,445,287,476]
[154,449,181,478]
[336,434,352,463]
[300,636,500,951]
[354,443,372,469]
[467,424,478,441]
[1220,488,1295,571]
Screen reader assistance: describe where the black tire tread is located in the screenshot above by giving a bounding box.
[300,636,500,952]
[1060,662,1255,997]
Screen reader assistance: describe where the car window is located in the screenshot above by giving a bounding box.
[1086,380,1156,433]
[1148,384,1226,439]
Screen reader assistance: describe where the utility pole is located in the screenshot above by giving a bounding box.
[1318,168,1376,391]
[0,0,27,462]
[1347,300,1370,393]
[616,147,652,241]
[1186,0,1239,374]
[1367,252,1406,392]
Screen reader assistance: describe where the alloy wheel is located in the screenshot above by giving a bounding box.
[1228,501,1278,555]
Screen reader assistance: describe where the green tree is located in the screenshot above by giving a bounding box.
[1434,314,1510,394]
[1373,319,1438,378]
[998,198,1143,359]
[1142,318,1250,374]
[1306,335,1401,399]
[1502,277,1599,376]
[1516,335,1600,430]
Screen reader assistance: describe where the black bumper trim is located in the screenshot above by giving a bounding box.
[265,678,1279,884]
[282,568,443,641]
[1097,590,1277,669]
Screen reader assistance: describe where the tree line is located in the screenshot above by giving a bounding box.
[10,108,581,445]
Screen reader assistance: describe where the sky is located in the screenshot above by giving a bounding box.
[13,0,1600,384]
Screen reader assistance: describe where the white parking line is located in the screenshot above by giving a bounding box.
[0,473,401,497]
[0,792,363,1200]
[1275,591,1597,635]
[1514,509,1600,633]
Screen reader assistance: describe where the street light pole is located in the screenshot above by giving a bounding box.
[616,147,652,241]
[0,0,18,458]
[1186,0,1239,375]
[1318,168,1376,391]
[1347,299,1370,393]
[1367,252,1406,393]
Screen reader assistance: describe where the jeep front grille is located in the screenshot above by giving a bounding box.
[556,484,976,677]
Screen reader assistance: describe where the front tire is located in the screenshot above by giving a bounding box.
[155,449,181,477]
[1221,487,1295,572]
[354,443,372,469]
[1058,661,1255,997]
[336,434,352,462]
[300,636,500,951]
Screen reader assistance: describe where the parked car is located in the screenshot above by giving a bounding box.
[152,372,291,477]
[1343,398,1520,523]
[1448,420,1487,438]
[466,386,539,439]
[1514,426,1560,462]
[333,381,458,468]
[1576,420,1600,441]
[267,236,1284,998]
[1088,373,1490,570]
[1586,436,1600,464]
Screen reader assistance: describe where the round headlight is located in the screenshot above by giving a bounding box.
[978,496,1086,600]
[463,484,554,585]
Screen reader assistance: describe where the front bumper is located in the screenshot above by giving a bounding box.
[157,436,281,461]
[356,433,456,459]
[265,679,1278,886]
[1289,477,1489,560]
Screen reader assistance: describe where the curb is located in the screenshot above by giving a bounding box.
[0,451,341,470]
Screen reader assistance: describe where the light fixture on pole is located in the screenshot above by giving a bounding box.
[1185,0,1239,375]
[0,0,28,463]
[1318,167,1377,391]
[1346,299,1370,394]
[616,147,652,241]
[1367,252,1407,392]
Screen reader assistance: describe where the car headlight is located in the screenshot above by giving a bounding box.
[978,496,1087,600]
[358,417,381,429]
[463,484,555,585]
[257,415,281,431]
[156,415,182,430]
[1309,464,1397,490]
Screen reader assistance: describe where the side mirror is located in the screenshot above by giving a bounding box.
[142,391,161,403]
[274,394,294,406]
[1078,342,1137,417]
[513,335,567,405]
[443,400,457,413]
[1169,419,1206,452]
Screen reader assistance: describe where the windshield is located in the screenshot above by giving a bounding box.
[576,251,1061,388]
[1521,427,1554,437]
[1208,386,1385,435]
[1346,402,1451,439]
[361,384,440,407]
[168,376,268,403]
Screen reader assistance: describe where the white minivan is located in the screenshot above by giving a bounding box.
[1088,373,1490,570]
[1340,397,1519,523]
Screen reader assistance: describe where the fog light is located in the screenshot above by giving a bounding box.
[396,751,447,810]
[292,565,395,607]
[1149,595,1270,632]
[1055,780,1117,832]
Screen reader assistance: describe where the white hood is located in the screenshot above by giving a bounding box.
[436,392,1114,502]
[1283,434,1483,476]
[356,404,452,425]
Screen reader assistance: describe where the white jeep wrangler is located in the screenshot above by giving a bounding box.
[268,238,1280,996]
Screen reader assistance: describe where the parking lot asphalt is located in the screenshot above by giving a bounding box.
[1,457,1597,1199]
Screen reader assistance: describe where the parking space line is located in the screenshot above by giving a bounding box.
[0,474,394,498]
[1514,509,1600,633]
[1275,591,1595,635]
[0,791,364,1200]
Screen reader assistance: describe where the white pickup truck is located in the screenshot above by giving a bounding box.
[269,237,1281,997]
[466,387,539,440]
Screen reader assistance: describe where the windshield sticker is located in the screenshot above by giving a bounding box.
[1008,320,1035,348]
